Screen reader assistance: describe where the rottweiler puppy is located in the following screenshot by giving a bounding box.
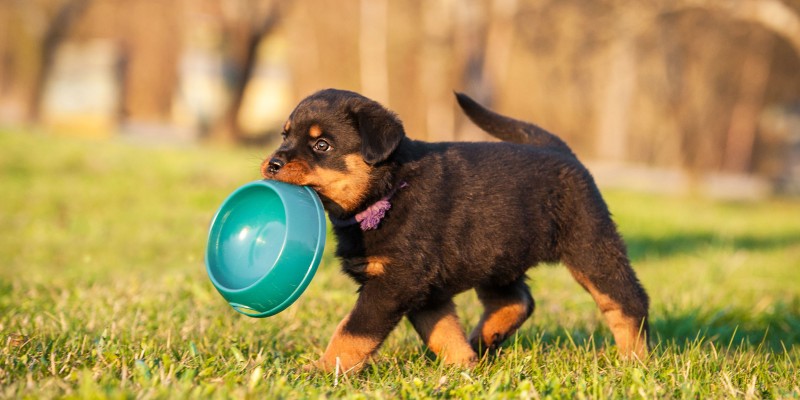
[262,89,649,373]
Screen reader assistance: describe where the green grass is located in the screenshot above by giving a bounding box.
[1,130,799,399]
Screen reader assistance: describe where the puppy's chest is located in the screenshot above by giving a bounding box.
[340,255,390,283]
[333,228,400,283]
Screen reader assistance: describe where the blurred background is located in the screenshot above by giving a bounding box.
[1,0,800,197]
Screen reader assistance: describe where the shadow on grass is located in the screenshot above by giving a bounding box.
[625,231,800,262]
[648,303,800,351]
[513,302,800,354]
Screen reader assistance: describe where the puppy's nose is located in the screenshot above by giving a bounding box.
[266,158,285,175]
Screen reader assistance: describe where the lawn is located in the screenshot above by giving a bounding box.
[1,130,798,399]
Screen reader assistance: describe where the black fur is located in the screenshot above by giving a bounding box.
[263,89,650,371]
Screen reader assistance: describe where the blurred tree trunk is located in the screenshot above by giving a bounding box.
[453,0,487,140]
[119,1,181,125]
[210,0,282,143]
[419,0,455,141]
[658,12,701,180]
[481,0,517,105]
[285,1,319,99]
[0,2,11,101]
[596,9,636,162]
[359,0,389,104]
[454,0,517,141]
[28,0,91,123]
[723,28,774,173]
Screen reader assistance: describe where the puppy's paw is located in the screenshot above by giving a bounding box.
[301,362,319,373]
[302,356,366,375]
[302,358,336,374]
[437,345,479,368]
[469,332,503,355]
[443,354,478,369]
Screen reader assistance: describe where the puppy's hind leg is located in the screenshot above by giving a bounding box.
[469,277,535,354]
[563,232,650,359]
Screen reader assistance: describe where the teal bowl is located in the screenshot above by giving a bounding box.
[205,180,326,318]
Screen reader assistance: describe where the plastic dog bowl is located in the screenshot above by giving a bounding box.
[206,180,326,318]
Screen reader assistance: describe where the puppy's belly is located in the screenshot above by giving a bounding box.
[429,257,537,296]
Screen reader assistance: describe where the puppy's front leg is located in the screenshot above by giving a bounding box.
[311,282,406,373]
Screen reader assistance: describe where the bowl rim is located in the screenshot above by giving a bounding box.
[205,180,326,317]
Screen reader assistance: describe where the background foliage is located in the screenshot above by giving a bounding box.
[2,0,800,180]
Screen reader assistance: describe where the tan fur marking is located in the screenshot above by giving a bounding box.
[311,154,372,212]
[283,120,291,132]
[364,256,388,277]
[569,270,648,359]
[309,124,323,138]
[314,314,380,373]
[410,303,477,366]
[472,301,530,349]
[341,257,389,278]
[265,160,313,185]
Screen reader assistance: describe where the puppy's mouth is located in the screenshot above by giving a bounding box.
[260,154,373,216]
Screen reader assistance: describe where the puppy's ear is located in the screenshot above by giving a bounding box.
[351,100,405,165]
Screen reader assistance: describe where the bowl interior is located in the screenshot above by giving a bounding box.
[207,185,287,290]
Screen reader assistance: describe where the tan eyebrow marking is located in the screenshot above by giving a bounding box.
[309,124,323,138]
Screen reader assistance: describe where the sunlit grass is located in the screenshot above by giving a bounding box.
[1,130,798,398]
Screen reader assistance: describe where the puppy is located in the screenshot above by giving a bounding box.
[262,89,649,372]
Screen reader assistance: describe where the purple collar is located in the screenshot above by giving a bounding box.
[330,182,408,231]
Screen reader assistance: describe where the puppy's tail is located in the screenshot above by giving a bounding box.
[455,92,573,156]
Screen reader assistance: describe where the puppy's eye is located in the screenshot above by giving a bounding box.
[313,139,331,152]
[281,131,288,140]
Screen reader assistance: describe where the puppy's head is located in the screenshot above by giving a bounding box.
[262,89,405,216]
